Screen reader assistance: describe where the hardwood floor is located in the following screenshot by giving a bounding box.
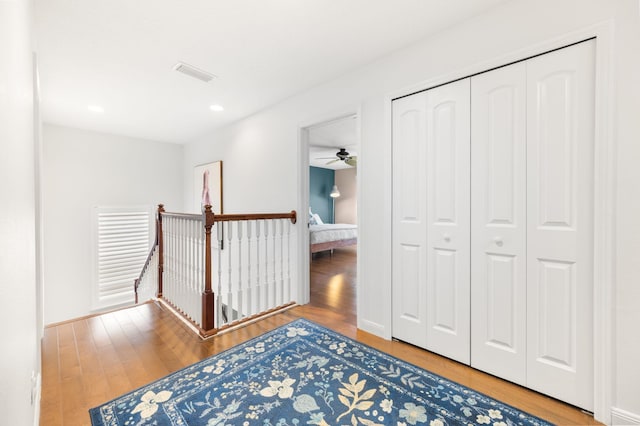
[40,246,599,425]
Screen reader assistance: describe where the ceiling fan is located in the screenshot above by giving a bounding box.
[317,148,357,167]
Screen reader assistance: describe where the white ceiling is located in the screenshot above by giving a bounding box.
[35,0,511,144]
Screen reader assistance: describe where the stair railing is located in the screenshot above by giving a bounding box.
[135,204,297,337]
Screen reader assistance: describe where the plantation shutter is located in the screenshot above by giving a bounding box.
[94,206,152,309]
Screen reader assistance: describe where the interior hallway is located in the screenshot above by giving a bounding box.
[40,247,597,425]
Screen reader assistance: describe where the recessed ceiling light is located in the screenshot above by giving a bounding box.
[209,104,224,112]
[88,105,104,113]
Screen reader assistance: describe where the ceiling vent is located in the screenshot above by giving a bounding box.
[173,62,216,83]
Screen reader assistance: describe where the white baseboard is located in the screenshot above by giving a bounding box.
[358,319,386,338]
[612,407,640,425]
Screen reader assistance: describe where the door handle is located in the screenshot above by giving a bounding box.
[493,236,504,247]
[443,233,451,243]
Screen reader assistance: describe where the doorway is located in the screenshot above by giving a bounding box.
[299,114,359,325]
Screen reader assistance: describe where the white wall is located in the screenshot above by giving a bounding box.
[183,0,639,422]
[612,1,640,421]
[335,168,357,225]
[42,124,184,324]
[0,0,39,424]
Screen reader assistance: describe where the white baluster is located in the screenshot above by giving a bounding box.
[164,218,169,301]
[166,217,171,301]
[262,219,268,309]
[185,218,190,319]
[166,217,172,302]
[171,217,176,307]
[191,219,196,321]
[198,219,202,296]
[216,222,223,326]
[190,219,196,323]
[197,218,202,324]
[185,219,189,318]
[276,219,284,306]
[255,220,262,313]
[173,217,179,309]
[167,217,172,301]
[189,219,194,320]
[175,217,179,305]
[268,219,278,309]
[174,218,180,311]
[237,220,243,321]
[246,220,253,316]
[286,220,291,302]
[178,218,183,314]
[172,217,177,306]
[194,219,199,322]
[183,218,188,316]
[227,221,233,323]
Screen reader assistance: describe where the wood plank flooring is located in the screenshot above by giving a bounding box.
[40,246,599,425]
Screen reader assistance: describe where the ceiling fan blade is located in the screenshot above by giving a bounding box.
[326,159,339,165]
[345,157,357,167]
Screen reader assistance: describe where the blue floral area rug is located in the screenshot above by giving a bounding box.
[89,319,553,426]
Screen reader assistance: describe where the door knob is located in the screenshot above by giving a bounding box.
[443,233,451,242]
[493,236,503,247]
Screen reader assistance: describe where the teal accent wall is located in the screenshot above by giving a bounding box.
[309,166,334,224]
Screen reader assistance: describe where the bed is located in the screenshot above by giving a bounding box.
[310,223,357,254]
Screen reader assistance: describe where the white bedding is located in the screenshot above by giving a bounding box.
[309,224,357,244]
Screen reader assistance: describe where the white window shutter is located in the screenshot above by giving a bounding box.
[93,206,152,309]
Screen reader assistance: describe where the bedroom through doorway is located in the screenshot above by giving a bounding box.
[304,114,359,326]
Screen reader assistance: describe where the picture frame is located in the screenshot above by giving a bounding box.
[193,161,223,214]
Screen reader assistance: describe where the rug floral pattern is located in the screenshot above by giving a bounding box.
[90,319,552,426]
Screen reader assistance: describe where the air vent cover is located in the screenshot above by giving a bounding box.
[173,62,216,83]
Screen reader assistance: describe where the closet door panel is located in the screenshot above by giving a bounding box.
[392,93,428,348]
[471,62,527,384]
[526,40,595,411]
[425,78,471,364]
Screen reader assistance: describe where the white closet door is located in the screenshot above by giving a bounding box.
[392,92,428,347]
[470,62,527,384]
[425,79,471,364]
[526,40,595,410]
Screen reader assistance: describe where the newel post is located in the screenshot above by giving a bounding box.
[202,205,216,331]
[157,204,165,298]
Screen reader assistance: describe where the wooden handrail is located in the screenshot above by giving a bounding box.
[133,244,157,302]
[159,209,297,224]
[162,206,297,223]
[160,211,202,220]
[133,204,162,303]
[212,210,297,224]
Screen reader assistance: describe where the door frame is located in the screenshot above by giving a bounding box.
[386,21,615,423]
[297,110,362,306]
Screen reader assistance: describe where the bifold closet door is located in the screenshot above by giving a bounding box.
[470,62,527,385]
[424,79,471,364]
[392,80,471,364]
[392,92,428,348]
[394,39,595,411]
[526,39,595,411]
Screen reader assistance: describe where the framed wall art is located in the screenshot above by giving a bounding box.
[193,161,223,214]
